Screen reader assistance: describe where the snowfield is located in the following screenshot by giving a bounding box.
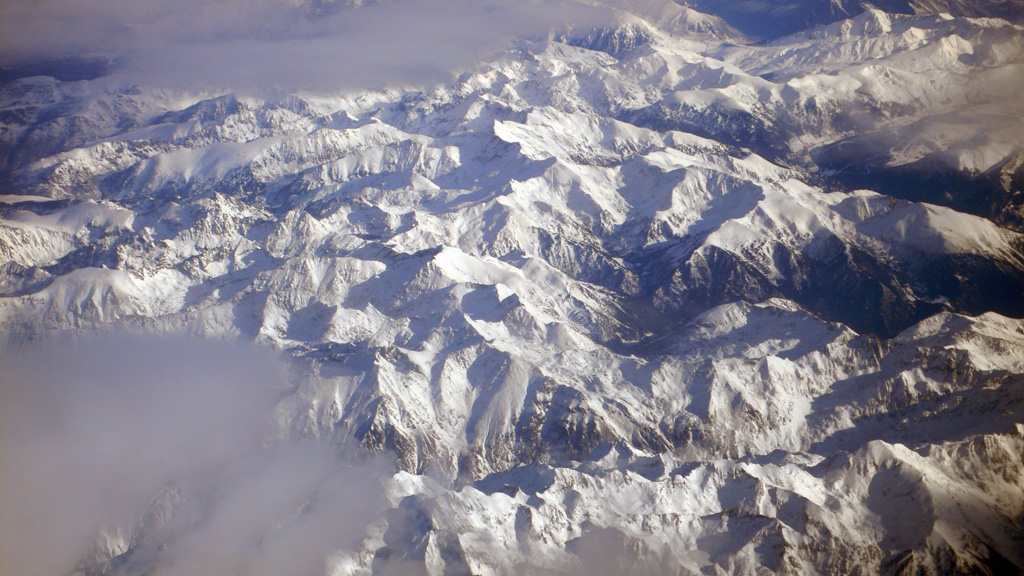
[2,2,1023,575]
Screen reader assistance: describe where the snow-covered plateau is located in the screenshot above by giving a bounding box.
[2,2,1023,575]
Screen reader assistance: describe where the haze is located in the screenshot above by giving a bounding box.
[0,334,388,576]
[0,0,614,92]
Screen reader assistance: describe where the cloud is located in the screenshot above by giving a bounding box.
[146,444,388,576]
[0,0,615,92]
[0,333,389,576]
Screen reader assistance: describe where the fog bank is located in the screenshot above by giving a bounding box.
[1,0,613,92]
[0,334,388,576]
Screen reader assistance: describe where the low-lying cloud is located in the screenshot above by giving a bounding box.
[0,333,389,576]
[0,0,614,92]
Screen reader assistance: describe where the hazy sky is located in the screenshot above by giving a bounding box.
[0,0,615,91]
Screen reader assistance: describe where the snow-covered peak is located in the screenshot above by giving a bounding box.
[3,5,1024,575]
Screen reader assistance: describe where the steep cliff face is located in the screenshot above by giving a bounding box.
[2,3,1023,575]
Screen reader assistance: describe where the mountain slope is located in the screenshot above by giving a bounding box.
[2,3,1024,575]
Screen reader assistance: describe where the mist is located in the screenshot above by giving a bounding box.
[0,0,614,92]
[0,333,389,576]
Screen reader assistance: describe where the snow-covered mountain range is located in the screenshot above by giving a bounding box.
[2,2,1023,575]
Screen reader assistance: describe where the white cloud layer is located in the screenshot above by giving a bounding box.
[0,0,614,91]
[0,334,389,576]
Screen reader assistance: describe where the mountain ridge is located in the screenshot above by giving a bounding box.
[2,3,1024,575]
